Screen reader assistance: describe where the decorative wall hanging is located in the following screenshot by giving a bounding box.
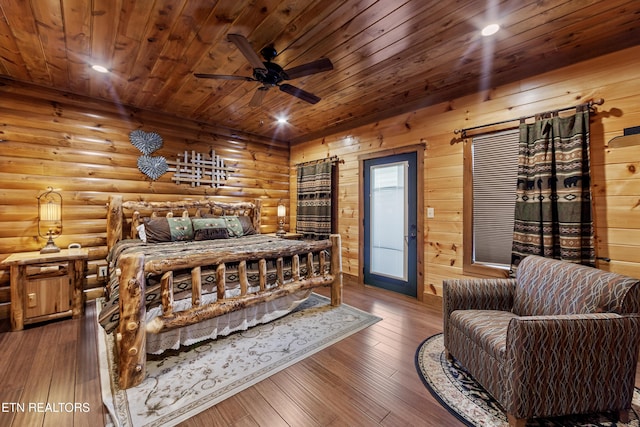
[167,149,233,188]
[129,130,163,155]
[137,155,169,181]
[129,130,167,181]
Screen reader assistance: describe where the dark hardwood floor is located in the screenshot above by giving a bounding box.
[0,283,638,426]
[0,289,105,427]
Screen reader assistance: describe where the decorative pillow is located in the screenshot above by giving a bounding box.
[237,215,257,235]
[144,217,194,243]
[192,218,229,241]
[222,216,244,237]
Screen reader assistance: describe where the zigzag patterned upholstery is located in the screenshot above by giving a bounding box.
[443,255,640,426]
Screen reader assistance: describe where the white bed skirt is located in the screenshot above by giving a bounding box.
[145,289,312,354]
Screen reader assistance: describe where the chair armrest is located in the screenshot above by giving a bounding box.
[442,278,516,344]
[504,313,640,418]
[443,278,516,315]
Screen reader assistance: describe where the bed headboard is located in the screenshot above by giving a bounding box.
[106,195,262,251]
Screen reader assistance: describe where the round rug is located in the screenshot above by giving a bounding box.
[415,333,640,427]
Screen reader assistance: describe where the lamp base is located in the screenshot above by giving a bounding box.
[40,237,60,254]
[276,218,286,237]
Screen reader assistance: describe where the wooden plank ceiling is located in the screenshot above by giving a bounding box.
[0,0,639,144]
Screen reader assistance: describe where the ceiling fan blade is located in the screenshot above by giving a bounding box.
[194,73,255,81]
[249,87,268,107]
[227,34,266,71]
[284,58,333,80]
[279,83,321,104]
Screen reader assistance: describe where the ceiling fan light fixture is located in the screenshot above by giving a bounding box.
[91,64,110,73]
[481,23,500,37]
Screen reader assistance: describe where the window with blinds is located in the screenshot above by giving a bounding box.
[471,129,519,268]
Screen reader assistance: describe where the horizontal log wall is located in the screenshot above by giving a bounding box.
[0,79,290,312]
[290,45,640,305]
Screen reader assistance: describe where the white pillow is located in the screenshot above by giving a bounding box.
[136,223,147,242]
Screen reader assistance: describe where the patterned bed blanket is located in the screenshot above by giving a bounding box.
[98,234,331,334]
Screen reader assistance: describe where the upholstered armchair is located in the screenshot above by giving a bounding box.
[443,255,640,427]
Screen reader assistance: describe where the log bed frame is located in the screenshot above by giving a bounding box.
[105,195,343,389]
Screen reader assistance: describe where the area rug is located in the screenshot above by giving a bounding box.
[99,293,381,427]
[415,334,640,427]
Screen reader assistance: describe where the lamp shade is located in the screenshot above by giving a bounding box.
[276,202,286,236]
[37,187,63,253]
[40,200,61,221]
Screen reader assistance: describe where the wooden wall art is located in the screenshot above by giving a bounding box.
[167,149,233,188]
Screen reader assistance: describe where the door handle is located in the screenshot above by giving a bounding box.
[405,230,417,244]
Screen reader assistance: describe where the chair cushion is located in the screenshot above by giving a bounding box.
[449,309,518,361]
[513,255,640,316]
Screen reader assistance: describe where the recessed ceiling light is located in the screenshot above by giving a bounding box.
[91,64,110,73]
[481,23,500,37]
[276,117,288,124]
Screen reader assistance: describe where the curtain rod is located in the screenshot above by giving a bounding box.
[453,98,604,136]
[295,155,343,167]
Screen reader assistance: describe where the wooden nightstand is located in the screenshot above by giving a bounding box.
[2,248,88,331]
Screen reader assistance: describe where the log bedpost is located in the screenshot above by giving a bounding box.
[191,266,202,306]
[329,234,343,306]
[216,264,226,300]
[306,253,313,279]
[130,211,141,239]
[160,271,174,316]
[238,261,248,296]
[276,257,284,286]
[252,198,262,233]
[319,250,326,275]
[116,252,147,389]
[106,195,123,252]
[292,255,300,281]
[258,259,267,291]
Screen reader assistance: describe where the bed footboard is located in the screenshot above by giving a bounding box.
[115,234,343,389]
[115,252,146,389]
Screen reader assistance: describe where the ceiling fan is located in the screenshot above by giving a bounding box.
[195,34,333,107]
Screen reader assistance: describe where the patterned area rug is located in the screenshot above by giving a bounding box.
[99,293,381,427]
[415,334,640,427]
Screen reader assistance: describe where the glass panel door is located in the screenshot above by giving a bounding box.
[364,152,417,297]
[370,162,408,280]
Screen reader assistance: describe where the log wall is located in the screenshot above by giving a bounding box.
[290,45,640,305]
[0,79,290,314]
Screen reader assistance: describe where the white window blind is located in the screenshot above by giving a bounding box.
[472,129,519,268]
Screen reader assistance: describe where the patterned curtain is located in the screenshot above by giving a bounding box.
[511,108,595,267]
[296,160,333,240]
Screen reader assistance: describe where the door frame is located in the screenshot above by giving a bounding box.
[358,144,425,301]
